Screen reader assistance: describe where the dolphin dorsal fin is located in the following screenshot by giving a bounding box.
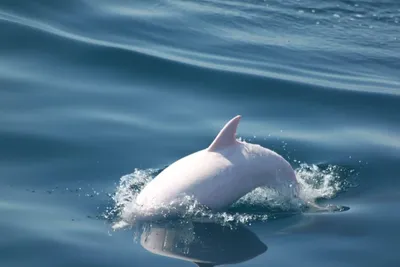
[207,115,241,152]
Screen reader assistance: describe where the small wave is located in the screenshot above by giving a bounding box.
[1,7,399,96]
[106,161,356,229]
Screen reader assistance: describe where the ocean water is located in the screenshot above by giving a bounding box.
[1,0,400,266]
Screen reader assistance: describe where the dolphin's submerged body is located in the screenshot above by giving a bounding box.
[131,115,299,218]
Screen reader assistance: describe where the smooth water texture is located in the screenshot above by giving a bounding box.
[1,1,400,267]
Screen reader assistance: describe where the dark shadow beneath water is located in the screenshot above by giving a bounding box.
[138,219,267,267]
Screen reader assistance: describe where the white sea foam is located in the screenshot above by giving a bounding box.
[108,162,355,229]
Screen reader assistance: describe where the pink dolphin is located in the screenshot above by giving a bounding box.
[133,115,299,216]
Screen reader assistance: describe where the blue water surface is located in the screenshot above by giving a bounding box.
[1,1,400,267]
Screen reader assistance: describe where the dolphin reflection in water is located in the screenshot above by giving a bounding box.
[139,220,267,267]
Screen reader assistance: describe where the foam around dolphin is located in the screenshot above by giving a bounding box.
[132,115,299,218]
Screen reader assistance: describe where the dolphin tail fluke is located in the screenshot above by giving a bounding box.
[306,201,349,213]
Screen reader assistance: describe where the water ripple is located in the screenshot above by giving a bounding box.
[0,2,399,95]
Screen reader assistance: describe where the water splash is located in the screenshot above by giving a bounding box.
[296,163,356,202]
[107,162,356,229]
